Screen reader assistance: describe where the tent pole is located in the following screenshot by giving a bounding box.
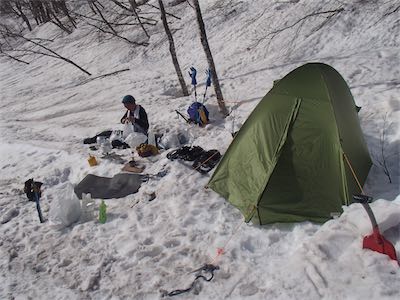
[343,152,364,194]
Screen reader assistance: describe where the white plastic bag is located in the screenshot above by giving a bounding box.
[158,128,190,149]
[110,130,124,142]
[122,122,134,139]
[124,132,147,148]
[49,182,81,229]
[122,111,134,139]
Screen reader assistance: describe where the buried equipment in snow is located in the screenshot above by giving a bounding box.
[353,194,398,264]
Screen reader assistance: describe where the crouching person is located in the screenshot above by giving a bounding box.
[121,95,149,135]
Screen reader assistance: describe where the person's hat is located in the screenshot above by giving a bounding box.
[122,95,135,104]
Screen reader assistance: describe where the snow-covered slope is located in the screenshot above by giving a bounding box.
[0,0,399,299]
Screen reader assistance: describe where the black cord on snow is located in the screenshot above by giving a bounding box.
[161,264,219,297]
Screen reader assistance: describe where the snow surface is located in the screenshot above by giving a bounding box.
[0,0,399,299]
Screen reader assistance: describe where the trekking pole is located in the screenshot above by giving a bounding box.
[175,110,189,123]
[203,69,212,104]
[189,66,197,101]
[33,182,44,223]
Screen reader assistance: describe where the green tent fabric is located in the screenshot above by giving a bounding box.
[208,63,372,224]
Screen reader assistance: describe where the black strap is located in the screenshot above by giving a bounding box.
[162,264,219,297]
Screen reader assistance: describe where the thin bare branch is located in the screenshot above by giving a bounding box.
[250,7,344,49]
[109,0,132,12]
[145,3,181,19]
[72,11,155,26]
[0,49,30,64]
[383,4,400,17]
[87,22,149,46]
[79,68,130,85]
[0,26,92,75]
[130,0,150,38]
[92,2,118,36]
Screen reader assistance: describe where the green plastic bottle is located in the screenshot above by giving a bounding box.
[98,200,107,224]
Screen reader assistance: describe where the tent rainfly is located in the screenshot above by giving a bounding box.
[208,63,372,224]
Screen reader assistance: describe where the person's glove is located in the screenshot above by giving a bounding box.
[205,69,212,87]
[188,67,197,85]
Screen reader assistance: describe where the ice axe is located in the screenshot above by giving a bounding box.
[353,194,398,264]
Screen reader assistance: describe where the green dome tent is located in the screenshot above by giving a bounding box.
[208,63,372,224]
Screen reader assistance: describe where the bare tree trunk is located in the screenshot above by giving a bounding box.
[192,0,228,116]
[37,1,50,23]
[52,0,60,13]
[87,0,98,14]
[59,0,77,28]
[129,0,137,10]
[15,1,32,31]
[29,0,40,25]
[129,0,150,38]
[43,0,73,34]
[158,0,188,96]
[92,2,118,36]
[49,8,73,34]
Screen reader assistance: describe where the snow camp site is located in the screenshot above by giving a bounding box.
[0,0,399,299]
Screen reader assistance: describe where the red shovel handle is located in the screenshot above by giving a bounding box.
[360,202,380,232]
[353,194,379,232]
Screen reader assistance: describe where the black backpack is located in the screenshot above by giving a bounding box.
[24,179,43,202]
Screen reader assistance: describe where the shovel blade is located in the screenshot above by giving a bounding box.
[363,232,398,262]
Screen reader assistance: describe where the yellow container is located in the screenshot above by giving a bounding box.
[88,155,98,166]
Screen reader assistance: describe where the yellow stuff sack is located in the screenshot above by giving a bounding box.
[136,143,159,157]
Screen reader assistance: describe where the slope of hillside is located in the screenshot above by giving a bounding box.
[0,0,399,299]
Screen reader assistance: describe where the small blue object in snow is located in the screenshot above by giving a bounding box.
[205,69,212,87]
[189,67,197,85]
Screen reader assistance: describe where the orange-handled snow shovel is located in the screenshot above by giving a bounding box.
[353,194,398,264]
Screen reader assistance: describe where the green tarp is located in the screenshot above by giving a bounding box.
[208,63,372,224]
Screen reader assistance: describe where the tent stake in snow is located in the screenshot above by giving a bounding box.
[353,194,398,264]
